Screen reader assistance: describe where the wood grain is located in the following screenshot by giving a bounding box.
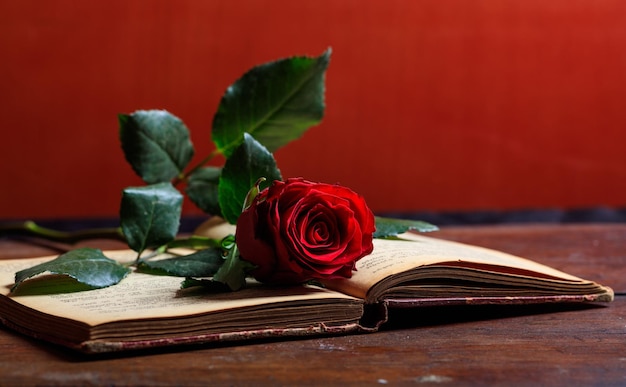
[0,224,624,386]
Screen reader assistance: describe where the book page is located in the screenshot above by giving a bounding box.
[323,233,588,299]
[0,252,358,327]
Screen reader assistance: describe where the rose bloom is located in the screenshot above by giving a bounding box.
[235,178,376,284]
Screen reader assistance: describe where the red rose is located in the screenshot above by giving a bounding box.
[235,178,376,284]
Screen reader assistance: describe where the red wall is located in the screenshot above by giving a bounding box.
[2,0,626,219]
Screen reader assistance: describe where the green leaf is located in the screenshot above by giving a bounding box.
[212,245,256,291]
[119,110,195,184]
[120,182,183,254]
[212,49,331,158]
[180,278,230,292]
[373,216,439,239]
[10,276,97,296]
[185,166,222,216]
[12,248,131,293]
[138,248,225,277]
[218,133,282,224]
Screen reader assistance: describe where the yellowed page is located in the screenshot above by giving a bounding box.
[324,233,588,299]
[0,251,357,327]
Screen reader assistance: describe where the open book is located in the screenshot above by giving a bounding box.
[0,233,613,353]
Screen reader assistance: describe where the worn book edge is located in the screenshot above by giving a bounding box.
[0,233,614,353]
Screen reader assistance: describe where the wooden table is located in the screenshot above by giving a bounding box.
[1,223,624,386]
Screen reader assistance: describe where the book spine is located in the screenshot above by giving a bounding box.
[358,302,389,331]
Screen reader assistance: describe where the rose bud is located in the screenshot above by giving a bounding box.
[235,178,376,284]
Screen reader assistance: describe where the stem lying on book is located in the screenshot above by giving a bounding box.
[0,221,125,243]
[162,236,222,250]
[139,236,224,262]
